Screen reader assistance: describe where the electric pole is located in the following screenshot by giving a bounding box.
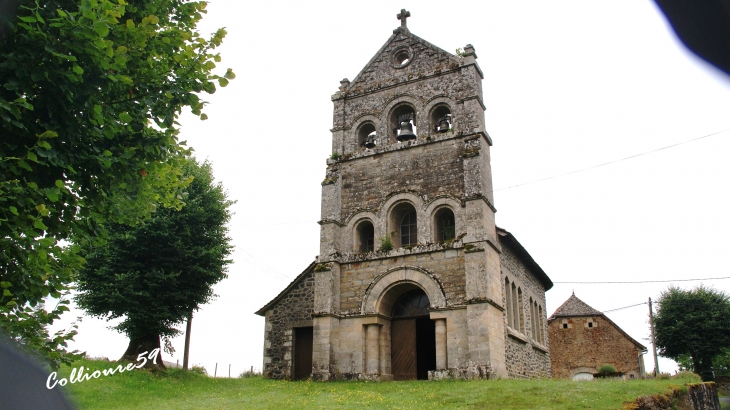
[183,309,193,370]
[649,297,659,376]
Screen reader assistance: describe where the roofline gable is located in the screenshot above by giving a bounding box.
[342,27,461,95]
[254,261,316,316]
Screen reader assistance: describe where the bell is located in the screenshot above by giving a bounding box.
[364,134,376,149]
[397,121,416,141]
[437,119,450,132]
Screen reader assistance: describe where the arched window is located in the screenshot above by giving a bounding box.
[357,122,377,149]
[537,306,545,344]
[355,221,374,252]
[505,277,513,327]
[390,202,417,248]
[511,285,524,333]
[530,298,538,342]
[392,289,430,317]
[390,104,417,142]
[430,105,452,133]
[400,211,417,246]
[434,208,455,242]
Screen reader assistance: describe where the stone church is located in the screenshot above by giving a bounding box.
[256,10,553,381]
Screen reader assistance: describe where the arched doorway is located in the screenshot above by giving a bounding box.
[391,289,436,380]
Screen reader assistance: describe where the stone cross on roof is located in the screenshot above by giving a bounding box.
[397,9,411,27]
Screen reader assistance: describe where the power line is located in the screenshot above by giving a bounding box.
[554,276,730,284]
[602,302,647,313]
[493,128,730,193]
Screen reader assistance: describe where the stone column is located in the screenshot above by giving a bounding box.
[365,324,380,374]
[435,319,447,370]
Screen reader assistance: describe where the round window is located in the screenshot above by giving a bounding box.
[392,47,414,68]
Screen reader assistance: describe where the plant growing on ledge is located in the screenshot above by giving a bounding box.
[378,234,394,252]
[330,151,340,160]
[598,365,617,374]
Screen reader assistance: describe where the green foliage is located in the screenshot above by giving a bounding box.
[655,372,671,380]
[379,234,394,252]
[598,365,617,374]
[75,158,234,344]
[190,365,208,376]
[0,0,233,366]
[672,371,702,383]
[330,151,340,160]
[654,285,730,381]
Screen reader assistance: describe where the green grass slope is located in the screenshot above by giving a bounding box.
[55,360,684,410]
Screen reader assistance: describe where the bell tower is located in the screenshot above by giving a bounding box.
[311,9,508,380]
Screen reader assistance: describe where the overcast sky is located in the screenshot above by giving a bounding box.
[54,0,730,377]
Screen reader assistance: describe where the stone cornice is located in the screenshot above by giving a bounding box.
[463,194,497,213]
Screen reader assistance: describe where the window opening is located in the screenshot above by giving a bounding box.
[357,221,375,252]
[357,123,377,149]
[391,105,417,142]
[392,290,430,317]
[505,278,513,327]
[435,208,455,242]
[431,105,452,133]
[400,211,417,246]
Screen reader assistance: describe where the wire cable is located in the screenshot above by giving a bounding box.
[602,302,647,313]
[554,276,730,284]
[493,129,730,193]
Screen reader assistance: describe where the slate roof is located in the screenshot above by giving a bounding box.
[497,227,553,291]
[550,293,602,318]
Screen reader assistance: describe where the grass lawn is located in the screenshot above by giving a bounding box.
[56,359,686,409]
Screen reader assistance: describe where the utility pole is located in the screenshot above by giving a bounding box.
[183,309,193,370]
[649,297,659,376]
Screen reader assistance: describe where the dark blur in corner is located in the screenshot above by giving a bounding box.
[0,333,74,410]
[654,0,730,76]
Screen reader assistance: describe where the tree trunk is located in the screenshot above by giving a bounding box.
[699,356,715,381]
[120,335,166,371]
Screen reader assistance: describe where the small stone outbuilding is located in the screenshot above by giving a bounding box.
[548,293,646,380]
[255,10,554,381]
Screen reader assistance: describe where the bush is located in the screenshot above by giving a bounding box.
[672,371,702,382]
[656,372,671,380]
[598,365,617,374]
[379,235,394,252]
[239,368,262,379]
[190,365,208,376]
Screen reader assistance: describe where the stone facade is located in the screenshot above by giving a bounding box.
[259,263,315,379]
[548,294,646,379]
[256,10,553,381]
[500,234,551,378]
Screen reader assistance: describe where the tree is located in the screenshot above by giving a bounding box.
[75,158,233,370]
[0,0,233,367]
[653,285,730,381]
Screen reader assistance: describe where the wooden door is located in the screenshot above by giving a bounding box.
[391,319,417,380]
[293,327,313,380]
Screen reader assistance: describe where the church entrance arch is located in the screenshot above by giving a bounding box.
[390,288,437,380]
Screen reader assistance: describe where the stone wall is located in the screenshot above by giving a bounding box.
[626,382,720,410]
[548,314,643,379]
[338,139,464,220]
[500,242,551,378]
[262,271,315,379]
[339,247,465,314]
